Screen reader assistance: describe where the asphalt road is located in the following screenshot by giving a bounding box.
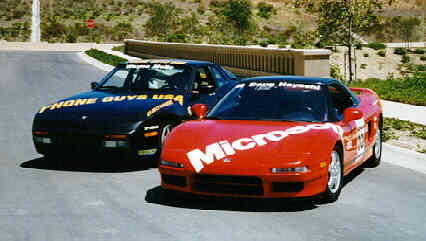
[0,51,425,241]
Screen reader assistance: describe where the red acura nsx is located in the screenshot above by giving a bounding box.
[159,76,382,202]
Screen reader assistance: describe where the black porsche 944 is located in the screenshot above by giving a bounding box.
[32,59,238,165]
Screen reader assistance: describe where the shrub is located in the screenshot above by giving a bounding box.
[330,64,343,81]
[259,40,268,47]
[421,56,426,61]
[414,48,425,54]
[267,38,276,45]
[278,43,288,48]
[354,42,362,50]
[112,45,125,52]
[360,64,367,69]
[65,31,78,43]
[366,42,386,50]
[394,47,407,55]
[363,53,369,57]
[85,49,127,66]
[417,64,426,71]
[166,33,187,43]
[257,2,275,19]
[401,55,410,63]
[377,50,386,57]
[349,72,426,106]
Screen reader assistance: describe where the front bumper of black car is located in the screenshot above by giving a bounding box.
[32,130,160,160]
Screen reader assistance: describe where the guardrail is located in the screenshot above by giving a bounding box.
[124,39,330,78]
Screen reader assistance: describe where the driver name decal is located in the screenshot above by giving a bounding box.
[187,123,343,173]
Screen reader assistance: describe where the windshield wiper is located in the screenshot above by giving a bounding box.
[204,116,223,120]
[97,86,121,90]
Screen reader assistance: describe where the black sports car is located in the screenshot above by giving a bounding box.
[32,59,238,165]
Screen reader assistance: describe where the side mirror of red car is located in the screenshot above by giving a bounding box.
[191,104,207,119]
[343,107,363,124]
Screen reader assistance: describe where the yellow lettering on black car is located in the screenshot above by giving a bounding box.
[127,95,138,100]
[147,100,174,117]
[102,97,113,102]
[39,106,50,113]
[114,96,126,101]
[50,101,64,110]
[74,99,87,106]
[173,95,184,106]
[63,100,75,107]
[137,95,147,100]
[87,98,97,104]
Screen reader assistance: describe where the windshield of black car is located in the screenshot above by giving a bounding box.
[206,81,327,122]
[98,63,192,91]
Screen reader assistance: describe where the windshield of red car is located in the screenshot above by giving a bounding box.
[206,81,327,122]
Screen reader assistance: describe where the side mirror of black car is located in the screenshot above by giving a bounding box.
[90,82,98,90]
[199,84,215,95]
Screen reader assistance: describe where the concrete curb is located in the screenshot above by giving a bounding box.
[77,52,114,72]
[381,100,426,126]
[383,143,426,174]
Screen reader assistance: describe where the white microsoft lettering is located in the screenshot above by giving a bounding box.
[232,138,256,150]
[186,143,225,173]
[186,123,343,173]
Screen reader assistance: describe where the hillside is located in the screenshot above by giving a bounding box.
[0,0,423,44]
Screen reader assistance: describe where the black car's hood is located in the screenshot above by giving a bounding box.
[34,90,186,132]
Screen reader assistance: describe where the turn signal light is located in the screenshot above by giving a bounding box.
[34,131,49,135]
[104,134,127,140]
[144,131,158,137]
[271,166,308,174]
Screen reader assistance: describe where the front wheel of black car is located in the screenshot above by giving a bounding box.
[160,124,173,147]
[44,152,64,168]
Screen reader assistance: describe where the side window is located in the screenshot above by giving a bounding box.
[328,83,354,116]
[193,66,215,92]
[210,66,227,88]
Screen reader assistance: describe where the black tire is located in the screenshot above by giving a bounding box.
[366,127,382,168]
[44,152,64,168]
[319,146,343,203]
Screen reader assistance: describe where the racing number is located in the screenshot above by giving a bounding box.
[354,119,365,156]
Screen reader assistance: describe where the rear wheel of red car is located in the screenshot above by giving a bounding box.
[366,128,382,168]
[320,147,343,203]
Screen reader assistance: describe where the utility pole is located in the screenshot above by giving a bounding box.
[346,0,353,83]
[31,0,40,43]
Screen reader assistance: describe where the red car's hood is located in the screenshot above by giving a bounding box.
[162,120,342,174]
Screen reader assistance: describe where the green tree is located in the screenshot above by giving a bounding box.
[294,0,391,82]
[180,11,200,43]
[221,0,254,45]
[145,2,181,41]
[257,2,276,19]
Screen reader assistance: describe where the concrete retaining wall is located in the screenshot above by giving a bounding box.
[124,39,330,78]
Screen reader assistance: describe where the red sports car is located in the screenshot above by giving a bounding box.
[159,76,382,202]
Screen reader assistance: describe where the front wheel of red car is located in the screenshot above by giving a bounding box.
[320,147,343,203]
